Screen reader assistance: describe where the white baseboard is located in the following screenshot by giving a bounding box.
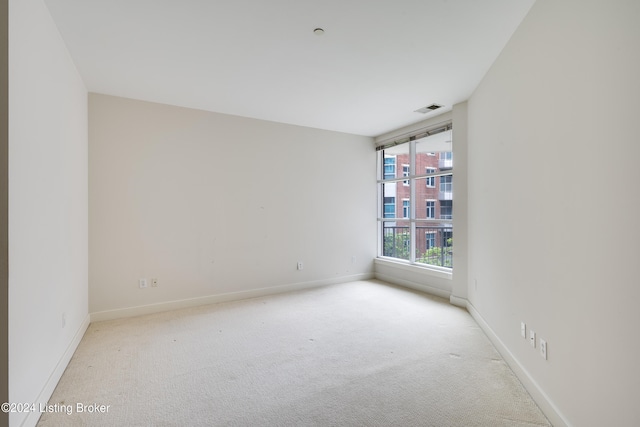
[374,271,451,300]
[449,294,467,308]
[21,314,91,427]
[466,301,570,427]
[91,273,375,322]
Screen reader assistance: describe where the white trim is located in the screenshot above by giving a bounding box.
[374,257,453,280]
[377,218,452,225]
[21,314,91,427]
[449,295,467,308]
[376,112,453,146]
[466,301,570,427]
[375,270,450,300]
[91,273,375,322]
[378,168,455,184]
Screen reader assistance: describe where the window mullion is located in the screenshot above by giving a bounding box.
[409,140,416,263]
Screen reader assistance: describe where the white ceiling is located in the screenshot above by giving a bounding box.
[44,0,535,137]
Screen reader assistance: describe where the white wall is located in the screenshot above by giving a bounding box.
[450,102,468,304]
[467,1,640,426]
[89,94,376,317]
[8,0,88,426]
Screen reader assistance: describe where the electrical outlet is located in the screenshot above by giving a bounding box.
[520,322,526,338]
[151,278,158,287]
[297,261,304,270]
[529,330,536,348]
[540,339,547,360]
[139,278,148,289]
[351,256,357,264]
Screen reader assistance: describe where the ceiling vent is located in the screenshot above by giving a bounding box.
[414,104,443,114]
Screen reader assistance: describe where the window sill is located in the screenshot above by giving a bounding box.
[374,257,453,281]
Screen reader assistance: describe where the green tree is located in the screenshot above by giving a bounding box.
[418,237,453,267]
[383,230,410,260]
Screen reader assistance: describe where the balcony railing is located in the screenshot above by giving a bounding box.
[382,225,453,268]
[438,190,453,201]
[382,226,410,260]
[438,158,453,169]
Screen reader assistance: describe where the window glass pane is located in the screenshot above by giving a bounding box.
[382,221,410,260]
[439,174,453,203]
[413,178,439,220]
[425,168,436,187]
[380,174,409,217]
[440,200,453,220]
[381,181,398,218]
[416,152,441,177]
[416,130,452,172]
[383,197,396,218]
[415,223,453,268]
[382,144,409,181]
[383,157,396,180]
[426,200,436,219]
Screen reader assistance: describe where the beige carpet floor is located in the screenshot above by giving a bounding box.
[38,280,550,426]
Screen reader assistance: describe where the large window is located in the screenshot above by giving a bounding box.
[377,124,453,269]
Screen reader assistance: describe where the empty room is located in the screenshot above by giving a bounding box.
[4,0,640,426]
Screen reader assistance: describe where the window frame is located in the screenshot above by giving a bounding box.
[376,122,453,271]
